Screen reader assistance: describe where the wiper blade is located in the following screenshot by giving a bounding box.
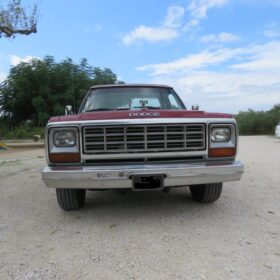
[132,106,161,110]
[86,106,161,112]
[115,108,130,111]
[85,108,112,112]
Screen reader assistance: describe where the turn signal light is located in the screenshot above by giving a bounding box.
[49,153,81,163]
[209,147,236,158]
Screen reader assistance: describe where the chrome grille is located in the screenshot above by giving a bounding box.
[83,124,206,154]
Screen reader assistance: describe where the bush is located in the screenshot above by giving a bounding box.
[235,104,280,135]
[0,122,44,140]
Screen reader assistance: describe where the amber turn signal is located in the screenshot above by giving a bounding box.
[49,153,81,163]
[209,147,236,157]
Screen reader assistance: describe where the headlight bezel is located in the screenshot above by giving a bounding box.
[48,126,80,157]
[208,123,237,158]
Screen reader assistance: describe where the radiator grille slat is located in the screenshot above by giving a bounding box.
[83,124,206,154]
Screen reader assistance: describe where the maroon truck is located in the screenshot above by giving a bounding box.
[42,84,244,211]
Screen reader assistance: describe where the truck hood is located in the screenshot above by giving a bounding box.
[49,110,233,123]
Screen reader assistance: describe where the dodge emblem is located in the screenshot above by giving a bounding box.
[129,112,160,117]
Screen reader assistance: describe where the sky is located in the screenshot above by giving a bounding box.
[1,0,280,113]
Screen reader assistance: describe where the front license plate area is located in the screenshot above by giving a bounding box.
[132,174,164,191]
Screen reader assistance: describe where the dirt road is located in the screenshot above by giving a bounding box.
[0,136,279,279]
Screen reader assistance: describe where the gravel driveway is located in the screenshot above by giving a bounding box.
[0,136,279,280]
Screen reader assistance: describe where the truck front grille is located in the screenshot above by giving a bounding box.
[83,124,206,154]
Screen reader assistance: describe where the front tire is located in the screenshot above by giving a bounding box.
[190,183,223,203]
[56,189,86,211]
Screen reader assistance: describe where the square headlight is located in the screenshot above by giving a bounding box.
[53,130,76,147]
[211,127,231,142]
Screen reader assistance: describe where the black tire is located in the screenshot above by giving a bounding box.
[190,183,223,203]
[56,188,86,211]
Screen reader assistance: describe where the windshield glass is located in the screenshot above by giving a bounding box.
[80,87,185,112]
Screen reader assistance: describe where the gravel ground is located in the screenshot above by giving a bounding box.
[0,136,279,280]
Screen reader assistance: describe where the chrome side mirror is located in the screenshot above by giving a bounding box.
[65,105,73,115]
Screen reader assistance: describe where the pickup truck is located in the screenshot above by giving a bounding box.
[42,84,244,211]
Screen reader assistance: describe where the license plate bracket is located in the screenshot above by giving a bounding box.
[132,174,165,191]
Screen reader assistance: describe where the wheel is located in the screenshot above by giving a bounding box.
[56,189,86,211]
[190,183,223,203]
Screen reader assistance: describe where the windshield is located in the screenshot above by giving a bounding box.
[80,87,185,112]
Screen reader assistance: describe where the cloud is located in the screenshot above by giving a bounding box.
[137,47,249,75]
[137,41,280,113]
[10,55,39,66]
[184,0,229,31]
[122,5,184,45]
[200,32,240,43]
[264,23,280,38]
[231,41,280,71]
[122,26,179,45]
[163,6,185,28]
[122,1,231,45]
[188,0,229,19]
[265,29,280,38]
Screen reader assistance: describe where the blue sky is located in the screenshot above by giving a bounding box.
[1,0,280,113]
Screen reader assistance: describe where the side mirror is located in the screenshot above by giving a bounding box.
[192,105,199,110]
[65,105,73,115]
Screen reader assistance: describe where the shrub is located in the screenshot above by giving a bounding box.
[0,123,44,140]
[235,104,280,135]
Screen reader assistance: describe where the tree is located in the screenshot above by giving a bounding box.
[0,56,120,126]
[0,0,38,38]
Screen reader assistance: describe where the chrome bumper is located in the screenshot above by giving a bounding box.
[41,161,244,189]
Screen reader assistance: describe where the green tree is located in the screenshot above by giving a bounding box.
[0,56,119,126]
[0,0,38,38]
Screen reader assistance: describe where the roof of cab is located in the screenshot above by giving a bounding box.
[90,84,173,90]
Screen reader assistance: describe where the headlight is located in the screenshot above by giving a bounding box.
[53,130,76,147]
[211,127,231,142]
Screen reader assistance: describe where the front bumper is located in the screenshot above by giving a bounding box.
[41,161,244,189]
